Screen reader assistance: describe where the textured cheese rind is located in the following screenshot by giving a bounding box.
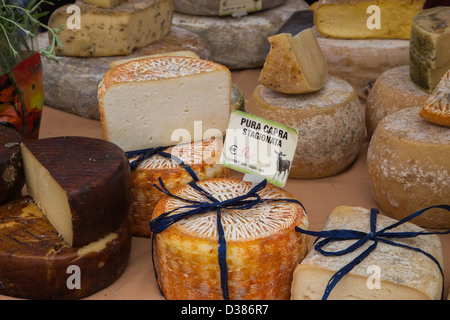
[291,206,443,300]
[152,178,309,300]
[0,196,131,300]
[98,57,231,152]
[48,0,173,57]
[420,70,450,127]
[314,0,425,40]
[367,107,450,228]
[172,0,287,15]
[129,139,230,237]
[258,29,328,94]
[247,77,365,179]
[81,0,126,8]
[109,50,200,69]
[366,65,430,138]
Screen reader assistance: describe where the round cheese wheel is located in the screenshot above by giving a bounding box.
[247,77,365,179]
[129,138,230,237]
[0,196,131,300]
[0,125,25,206]
[367,107,450,228]
[152,178,309,300]
[172,0,287,16]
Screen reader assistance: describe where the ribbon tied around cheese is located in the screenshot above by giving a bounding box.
[295,205,450,300]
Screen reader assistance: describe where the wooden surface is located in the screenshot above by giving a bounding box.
[2,68,449,300]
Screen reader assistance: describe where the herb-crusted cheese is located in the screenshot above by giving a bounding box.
[48,0,173,57]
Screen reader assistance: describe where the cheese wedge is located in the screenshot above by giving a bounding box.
[98,57,232,152]
[258,29,328,94]
[420,70,450,127]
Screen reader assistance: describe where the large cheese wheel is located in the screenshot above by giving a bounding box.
[291,206,443,300]
[21,136,132,246]
[0,196,131,300]
[366,65,430,138]
[0,125,25,206]
[152,178,309,300]
[247,77,365,179]
[129,139,230,237]
[172,0,287,16]
[367,107,450,228]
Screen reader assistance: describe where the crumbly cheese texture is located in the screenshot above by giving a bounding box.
[291,206,443,300]
[98,57,232,152]
[367,107,450,228]
[410,7,450,93]
[366,65,430,137]
[80,0,126,8]
[48,0,173,57]
[128,139,230,237]
[259,29,328,94]
[247,77,365,179]
[420,70,450,127]
[314,0,426,39]
[152,178,309,300]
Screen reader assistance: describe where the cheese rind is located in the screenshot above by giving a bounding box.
[80,0,126,8]
[98,57,232,152]
[172,0,287,16]
[48,0,173,57]
[291,206,443,300]
[258,29,328,94]
[109,50,200,69]
[367,107,450,228]
[21,136,132,246]
[152,178,309,300]
[314,0,426,40]
[420,70,450,127]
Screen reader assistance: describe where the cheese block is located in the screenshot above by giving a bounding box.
[98,57,231,152]
[0,196,131,300]
[313,28,410,94]
[48,0,173,57]
[247,77,365,179]
[21,136,132,247]
[152,178,309,300]
[291,206,443,300]
[0,125,25,206]
[109,50,200,69]
[128,139,230,237]
[172,0,286,16]
[366,65,430,138]
[258,29,328,94]
[420,70,450,127]
[410,7,450,93]
[314,0,425,40]
[80,0,126,8]
[367,107,450,228]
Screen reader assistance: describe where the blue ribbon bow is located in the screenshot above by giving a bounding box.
[295,205,450,300]
[150,177,306,300]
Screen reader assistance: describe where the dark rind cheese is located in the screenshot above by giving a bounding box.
[22,136,132,247]
[0,196,131,300]
[0,125,25,206]
[172,0,287,16]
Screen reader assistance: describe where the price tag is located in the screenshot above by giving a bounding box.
[219,0,262,16]
[220,110,298,187]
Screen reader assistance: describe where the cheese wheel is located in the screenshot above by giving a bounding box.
[21,136,132,247]
[314,28,409,94]
[247,77,365,179]
[0,125,25,206]
[367,107,450,228]
[172,0,287,16]
[366,65,430,138]
[129,139,230,237]
[0,196,131,300]
[291,206,443,300]
[152,178,309,300]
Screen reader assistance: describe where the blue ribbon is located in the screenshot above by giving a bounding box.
[295,205,450,300]
[150,177,306,300]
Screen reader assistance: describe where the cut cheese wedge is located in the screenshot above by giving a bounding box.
[98,57,232,152]
[152,178,309,300]
[420,70,450,127]
[259,28,328,94]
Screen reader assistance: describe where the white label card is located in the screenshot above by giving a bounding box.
[219,0,262,16]
[220,110,298,187]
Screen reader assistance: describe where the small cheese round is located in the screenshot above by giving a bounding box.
[247,77,365,179]
[367,107,450,228]
[152,178,309,300]
[366,65,430,138]
[0,196,131,300]
[129,139,230,237]
[172,0,287,16]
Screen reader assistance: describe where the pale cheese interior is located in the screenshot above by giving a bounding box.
[21,145,74,246]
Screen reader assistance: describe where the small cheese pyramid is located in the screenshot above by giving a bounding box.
[420,70,450,127]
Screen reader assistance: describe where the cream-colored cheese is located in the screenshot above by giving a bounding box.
[80,0,126,8]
